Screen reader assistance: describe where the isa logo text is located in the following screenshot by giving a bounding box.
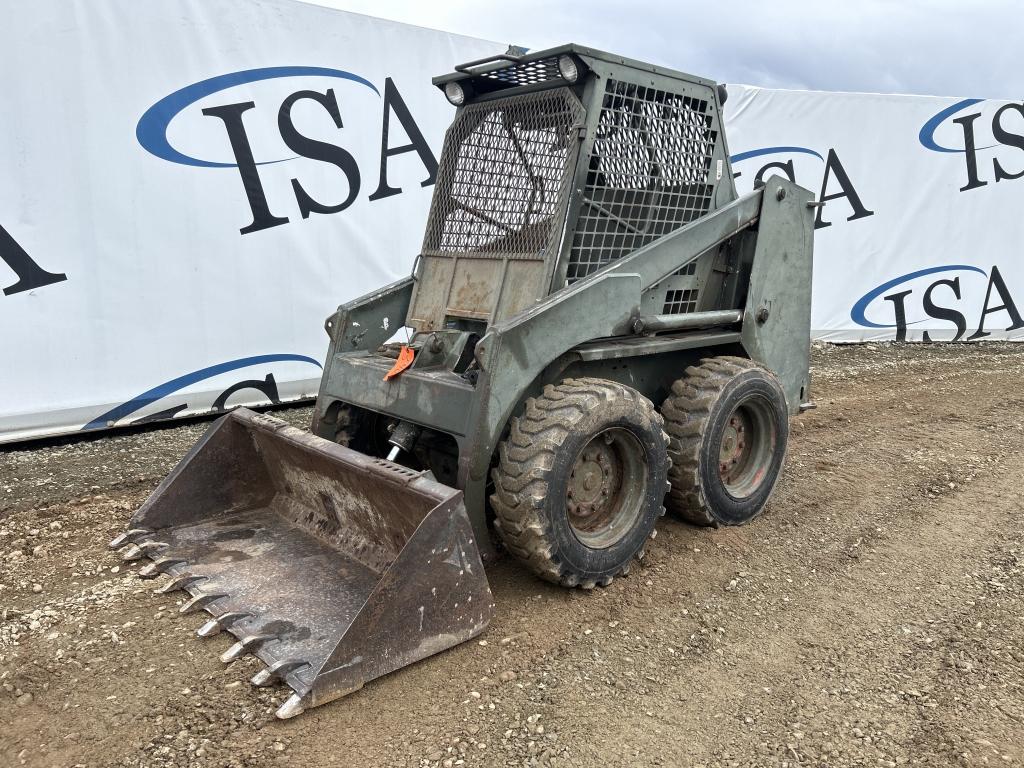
[137,66,438,235]
[730,145,874,231]
[920,98,1024,192]
[851,264,1024,341]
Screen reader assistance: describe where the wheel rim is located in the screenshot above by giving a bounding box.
[566,428,648,549]
[718,395,777,499]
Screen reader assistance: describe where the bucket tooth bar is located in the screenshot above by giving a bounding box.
[119,408,495,718]
[134,550,308,703]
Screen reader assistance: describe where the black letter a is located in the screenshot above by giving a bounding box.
[815,149,875,230]
[967,265,1024,339]
[369,78,439,201]
[1,223,67,296]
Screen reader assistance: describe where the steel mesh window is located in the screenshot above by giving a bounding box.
[663,288,698,314]
[477,57,562,87]
[567,80,718,282]
[422,89,583,258]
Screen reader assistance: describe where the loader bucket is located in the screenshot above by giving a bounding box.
[112,408,494,718]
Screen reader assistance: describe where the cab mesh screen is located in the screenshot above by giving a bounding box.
[422,89,583,259]
[567,80,718,282]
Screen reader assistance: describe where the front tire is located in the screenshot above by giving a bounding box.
[661,357,789,526]
[490,378,670,588]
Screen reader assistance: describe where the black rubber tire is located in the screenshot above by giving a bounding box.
[315,403,354,446]
[661,356,788,527]
[490,378,670,589]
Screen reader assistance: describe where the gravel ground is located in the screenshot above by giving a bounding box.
[1,343,1023,767]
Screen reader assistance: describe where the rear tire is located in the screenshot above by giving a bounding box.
[661,356,788,526]
[490,378,670,588]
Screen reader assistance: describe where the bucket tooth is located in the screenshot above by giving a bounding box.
[275,693,308,720]
[179,592,226,614]
[196,611,251,638]
[109,528,151,550]
[155,573,207,595]
[138,556,186,579]
[220,633,278,664]
[250,659,310,688]
[120,545,145,562]
[121,540,168,562]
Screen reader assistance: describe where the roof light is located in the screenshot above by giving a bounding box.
[444,81,466,107]
[557,55,579,83]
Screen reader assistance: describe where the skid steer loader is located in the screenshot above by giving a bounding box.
[113,44,815,718]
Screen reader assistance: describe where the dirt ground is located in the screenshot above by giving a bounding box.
[2,343,1023,768]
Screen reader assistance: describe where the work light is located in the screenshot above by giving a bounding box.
[557,55,579,83]
[444,81,466,106]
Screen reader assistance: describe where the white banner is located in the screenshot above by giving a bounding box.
[0,0,499,442]
[725,86,1024,343]
[2,3,1023,443]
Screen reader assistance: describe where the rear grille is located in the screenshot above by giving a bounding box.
[422,89,583,259]
[567,80,718,282]
[663,288,698,314]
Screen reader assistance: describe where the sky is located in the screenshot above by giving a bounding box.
[304,0,1022,100]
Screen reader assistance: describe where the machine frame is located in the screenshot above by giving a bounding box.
[311,45,815,552]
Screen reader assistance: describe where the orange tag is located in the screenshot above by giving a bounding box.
[383,345,415,381]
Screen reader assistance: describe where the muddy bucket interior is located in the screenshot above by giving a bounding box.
[111,408,494,718]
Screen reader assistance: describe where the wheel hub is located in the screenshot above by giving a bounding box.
[566,429,647,549]
[717,398,776,499]
[718,412,749,477]
[568,440,616,518]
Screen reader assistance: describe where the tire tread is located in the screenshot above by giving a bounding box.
[490,377,668,588]
[662,356,773,526]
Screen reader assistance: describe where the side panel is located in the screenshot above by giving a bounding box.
[740,177,816,412]
[466,194,765,489]
[313,278,414,436]
[327,278,415,355]
[406,256,455,330]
